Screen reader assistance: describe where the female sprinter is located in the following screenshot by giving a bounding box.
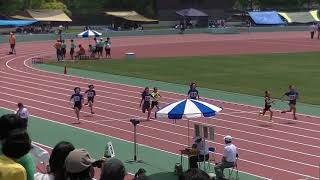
[70,87,83,123]
[281,85,299,120]
[140,87,152,121]
[188,82,199,100]
[151,87,161,111]
[259,91,274,122]
[85,85,96,114]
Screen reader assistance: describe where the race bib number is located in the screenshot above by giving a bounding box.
[144,96,150,101]
[190,92,198,98]
[74,96,81,102]
[88,92,94,97]
[289,95,296,100]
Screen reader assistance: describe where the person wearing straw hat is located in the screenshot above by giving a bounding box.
[214,135,238,180]
[65,149,105,180]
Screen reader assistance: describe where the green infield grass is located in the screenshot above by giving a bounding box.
[48,52,320,105]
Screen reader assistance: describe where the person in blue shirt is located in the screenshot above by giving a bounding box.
[281,85,299,120]
[188,82,199,100]
[84,85,96,114]
[140,87,151,121]
[70,87,83,123]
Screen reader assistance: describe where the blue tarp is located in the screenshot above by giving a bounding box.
[248,11,284,25]
[0,20,38,27]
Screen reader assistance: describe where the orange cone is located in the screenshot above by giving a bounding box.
[64,66,67,74]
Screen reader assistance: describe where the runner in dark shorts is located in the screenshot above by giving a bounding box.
[70,87,83,123]
[85,85,96,114]
[259,91,274,122]
[281,85,299,120]
[140,87,152,121]
[151,87,161,110]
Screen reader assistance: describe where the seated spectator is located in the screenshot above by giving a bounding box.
[189,137,209,168]
[0,129,32,180]
[178,168,210,180]
[0,114,35,180]
[34,141,75,180]
[65,149,105,180]
[75,45,86,58]
[0,114,26,139]
[214,135,238,180]
[88,44,96,58]
[100,158,126,180]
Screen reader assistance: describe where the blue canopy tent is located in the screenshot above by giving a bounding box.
[248,11,284,25]
[0,20,38,27]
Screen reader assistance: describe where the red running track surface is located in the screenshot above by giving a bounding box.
[0,31,319,180]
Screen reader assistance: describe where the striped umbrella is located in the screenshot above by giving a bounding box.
[156,99,222,145]
[77,30,102,38]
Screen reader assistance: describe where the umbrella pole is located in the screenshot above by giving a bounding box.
[188,119,190,147]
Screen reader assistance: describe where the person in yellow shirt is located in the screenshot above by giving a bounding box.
[0,130,31,180]
[0,155,27,180]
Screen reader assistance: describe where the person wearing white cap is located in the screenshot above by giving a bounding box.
[214,135,238,180]
[15,103,29,128]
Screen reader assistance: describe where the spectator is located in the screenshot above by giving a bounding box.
[75,44,86,58]
[0,114,26,139]
[214,135,238,180]
[310,23,317,39]
[100,158,126,180]
[178,168,210,180]
[53,40,62,61]
[34,141,75,180]
[189,137,209,168]
[65,149,104,180]
[104,37,112,59]
[9,32,16,55]
[0,114,35,180]
[0,129,32,180]
[15,103,30,128]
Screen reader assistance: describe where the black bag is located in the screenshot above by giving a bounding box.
[174,163,183,176]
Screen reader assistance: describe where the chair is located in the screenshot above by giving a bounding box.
[204,147,216,171]
[227,156,239,180]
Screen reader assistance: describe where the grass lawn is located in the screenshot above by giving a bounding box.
[48,52,320,105]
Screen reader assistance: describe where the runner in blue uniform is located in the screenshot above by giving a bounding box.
[187,82,199,100]
[281,85,299,120]
[259,91,274,122]
[85,85,96,114]
[70,87,83,123]
[140,87,151,121]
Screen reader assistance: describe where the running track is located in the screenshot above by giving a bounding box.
[0,31,320,180]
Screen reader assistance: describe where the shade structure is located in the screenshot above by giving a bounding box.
[176,8,208,17]
[156,99,222,119]
[156,99,222,146]
[0,20,38,27]
[106,11,158,22]
[77,30,102,38]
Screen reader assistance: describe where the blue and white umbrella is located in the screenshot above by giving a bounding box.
[156,99,222,145]
[77,30,102,38]
[156,99,222,119]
